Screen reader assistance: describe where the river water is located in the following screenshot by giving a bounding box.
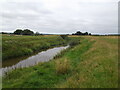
[1,45,69,76]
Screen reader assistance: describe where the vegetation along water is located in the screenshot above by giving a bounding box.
[2,35,118,88]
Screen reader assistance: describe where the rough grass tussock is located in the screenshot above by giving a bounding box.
[55,58,71,74]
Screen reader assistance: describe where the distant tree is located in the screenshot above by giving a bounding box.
[75,31,82,35]
[35,32,43,36]
[35,32,40,36]
[14,29,23,35]
[2,32,8,34]
[72,31,91,35]
[22,29,34,35]
[84,32,88,35]
[89,33,91,35]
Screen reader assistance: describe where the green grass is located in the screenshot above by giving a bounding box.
[2,36,118,88]
[57,36,118,88]
[2,35,67,61]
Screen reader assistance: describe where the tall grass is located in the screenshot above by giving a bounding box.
[55,58,71,74]
[2,35,67,61]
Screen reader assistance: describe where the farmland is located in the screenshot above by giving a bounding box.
[2,35,118,88]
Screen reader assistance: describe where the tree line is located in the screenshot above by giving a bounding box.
[13,29,43,35]
[72,31,91,35]
[14,29,92,36]
[14,29,34,35]
[2,29,92,36]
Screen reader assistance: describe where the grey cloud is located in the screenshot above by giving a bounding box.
[0,0,118,34]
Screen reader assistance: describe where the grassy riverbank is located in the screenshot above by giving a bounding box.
[2,35,68,61]
[3,36,118,88]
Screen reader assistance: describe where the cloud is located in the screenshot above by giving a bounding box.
[0,0,118,34]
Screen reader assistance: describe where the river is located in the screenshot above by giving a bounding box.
[1,45,69,76]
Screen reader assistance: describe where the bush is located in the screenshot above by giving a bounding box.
[55,58,70,74]
[69,40,80,47]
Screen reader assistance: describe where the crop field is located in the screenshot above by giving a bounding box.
[2,35,118,88]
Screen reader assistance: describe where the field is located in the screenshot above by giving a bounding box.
[2,35,118,88]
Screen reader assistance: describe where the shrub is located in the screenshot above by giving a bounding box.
[69,40,80,47]
[55,58,70,74]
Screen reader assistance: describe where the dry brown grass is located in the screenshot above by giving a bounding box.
[55,58,71,74]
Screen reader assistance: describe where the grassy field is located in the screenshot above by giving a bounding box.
[2,36,118,88]
[2,35,68,61]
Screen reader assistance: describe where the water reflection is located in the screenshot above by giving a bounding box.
[1,45,69,76]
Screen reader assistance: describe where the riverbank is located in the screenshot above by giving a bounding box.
[2,35,80,67]
[2,35,68,63]
[2,35,68,61]
[2,45,69,76]
[3,36,118,88]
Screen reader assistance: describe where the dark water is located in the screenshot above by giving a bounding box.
[1,45,69,76]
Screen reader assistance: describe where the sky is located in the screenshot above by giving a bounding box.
[0,0,119,34]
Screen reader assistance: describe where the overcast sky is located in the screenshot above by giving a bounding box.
[0,0,119,34]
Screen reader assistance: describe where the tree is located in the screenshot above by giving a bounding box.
[75,31,82,35]
[89,33,91,35]
[14,29,23,35]
[35,32,40,35]
[2,32,8,34]
[84,32,88,35]
[22,29,34,35]
[72,31,91,35]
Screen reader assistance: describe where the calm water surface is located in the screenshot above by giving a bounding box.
[1,45,69,76]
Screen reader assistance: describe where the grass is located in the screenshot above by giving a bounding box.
[55,58,71,74]
[56,36,118,88]
[2,36,118,88]
[0,76,2,89]
[2,35,67,61]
